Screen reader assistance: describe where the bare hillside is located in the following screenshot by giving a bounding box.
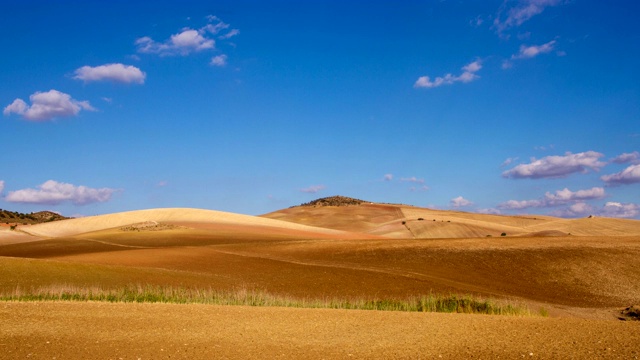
[263,198,640,238]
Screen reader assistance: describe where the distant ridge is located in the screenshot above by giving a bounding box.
[298,196,368,207]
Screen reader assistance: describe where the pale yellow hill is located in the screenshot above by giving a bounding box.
[525,216,640,236]
[19,208,351,238]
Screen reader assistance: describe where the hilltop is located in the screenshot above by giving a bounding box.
[0,209,69,225]
[297,195,367,207]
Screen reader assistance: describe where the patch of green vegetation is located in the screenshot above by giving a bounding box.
[0,209,68,224]
[539,307,549,317]
[0,285,538,316]
[298,195,366,207]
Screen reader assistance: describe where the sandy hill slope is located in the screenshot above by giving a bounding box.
[17,208,353,239]
[262,198,640,238]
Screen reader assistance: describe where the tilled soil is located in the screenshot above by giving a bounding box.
[1,302,639,359]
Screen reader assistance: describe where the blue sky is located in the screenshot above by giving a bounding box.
[1,0,639,218]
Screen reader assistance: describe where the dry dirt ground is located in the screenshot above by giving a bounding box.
[2,302,639,359]
[1,207,640,358]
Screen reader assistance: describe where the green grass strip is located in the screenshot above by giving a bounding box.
[0,285,544,316]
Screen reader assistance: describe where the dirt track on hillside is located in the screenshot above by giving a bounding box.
[1,302,639,359]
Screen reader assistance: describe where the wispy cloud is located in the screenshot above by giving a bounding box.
[409,185,430,192]
[201,18,229,35]
[300,185,326,194]
[0,180,4,195]
[400,177,425,184]
[73,63,146,84]
[534,144,555,151]
[494,0,563,34]
[5,180,116,205]
[611,151,640,164]
[601,164,640,185]
[136,16,238,58]
[383,174,393,181]
[450,196,473,208]
[502,151,606,179]
[498,199,545,210]
[476,208,502,215]
[414,60,482,89]
[501,157,518,168]
[219,29,240,39]
[512,40,556,59]
[210,54,228,67]
[3,89,95,122]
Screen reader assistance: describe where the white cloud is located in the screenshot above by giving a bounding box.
[601,164,640,185]
[498,187,605,210]
[498,199,545,210]
[543,187,605,204]
[3,89,95,122]
[476,208,502,215]
[512,40,556,59]
[383,174,393,181]
[502,151,606,179]
[450,196,473,208]
[136,29,214,56]
[5,180,116,205]
[300,185,326,194]
[73,63,146,84]
[600,202,640,218]
[3,99,27,116]
[569,202,594,214]
[157,181,168,187]
[550,202,594,218]
[414,60,482,89]
[553,204,637,219]
[0,180,4,194]
[400,177,425,184]
[494,0,562,33]
[611,151,640,164]
[172,29,213,49]
[210,54,228,67]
